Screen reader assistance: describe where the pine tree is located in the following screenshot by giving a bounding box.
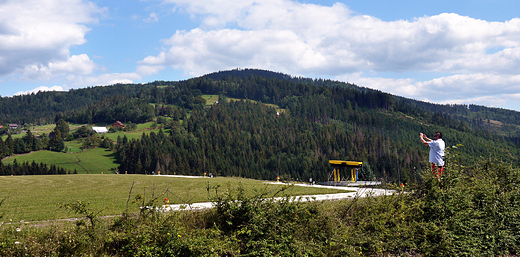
[49,130,65,152]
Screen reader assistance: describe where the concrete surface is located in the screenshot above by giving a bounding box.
[161,181,396,212]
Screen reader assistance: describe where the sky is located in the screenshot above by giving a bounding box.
[1,0,520,111]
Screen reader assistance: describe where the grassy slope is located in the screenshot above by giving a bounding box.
[101,122,171,141]
[0,174,345,221]
[203,94,219,105]
[3,148,118,174]
[228,97,286,113]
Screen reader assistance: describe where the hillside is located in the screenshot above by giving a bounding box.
[1,69,520,183]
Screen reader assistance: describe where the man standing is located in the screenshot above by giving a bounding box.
[420,131,445,177]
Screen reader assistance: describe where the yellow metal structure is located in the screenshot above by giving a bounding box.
[329,160,363,183]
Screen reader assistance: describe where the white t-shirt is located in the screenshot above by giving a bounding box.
[428,139,445,166]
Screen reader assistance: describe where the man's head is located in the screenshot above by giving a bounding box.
[434,131,443,139]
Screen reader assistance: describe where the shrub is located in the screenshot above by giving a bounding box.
[413,146,520,256]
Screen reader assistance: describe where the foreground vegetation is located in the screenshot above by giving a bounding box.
[1,151,520,256]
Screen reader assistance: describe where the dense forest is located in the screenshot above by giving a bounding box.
[1,69,520,182]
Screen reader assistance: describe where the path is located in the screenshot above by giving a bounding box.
[160,179,396,212]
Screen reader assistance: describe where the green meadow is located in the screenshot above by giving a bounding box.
[1,123,84,140]
[0,174,345,222]
[228,97,286,113]
[202,94,219,105]
[101,122,171,141]
[3,148,118,174]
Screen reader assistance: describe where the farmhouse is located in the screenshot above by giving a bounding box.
[112,121,125,128]
[92,126,108,134]
[9,124,18,129]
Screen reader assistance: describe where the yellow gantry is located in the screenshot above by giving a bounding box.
[329,160,363,183]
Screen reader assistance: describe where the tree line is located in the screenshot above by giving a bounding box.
[0,159,71,176]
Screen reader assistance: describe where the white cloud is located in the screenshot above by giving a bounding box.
[136,65,165,76]
[151,1,520,77]
[0,0,106,77]
[14,86,65,96]
[63,62,164,88]
[439,96,506,109]
[141,28,340,77]
[342,75,419,97]
[343,72,520,110]
[66,72,141,87]
[22,54,98,80]
[144,12,159,23]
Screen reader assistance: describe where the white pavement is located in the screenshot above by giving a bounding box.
[161,182,396,212]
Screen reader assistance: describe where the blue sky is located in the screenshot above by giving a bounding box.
[1,0,520,112]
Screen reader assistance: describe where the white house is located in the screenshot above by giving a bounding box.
[91,127,108,134]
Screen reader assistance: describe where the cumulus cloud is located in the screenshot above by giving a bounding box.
[65,72,142,87]
[0,0,106,78]
[345,73,520,110]
[152,0,520,75]
[22,54,98,80]
[14,86,65,96]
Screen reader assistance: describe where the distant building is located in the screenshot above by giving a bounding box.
[9,124,18,129]
[91,127,108,134]
[112,121,125,128]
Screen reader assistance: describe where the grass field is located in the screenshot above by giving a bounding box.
[1,123,84,140]
[0,174,346,222]
[202,94,219,105]
[101,122,171,141]
[64,140,83,153]
[3,148,118,174]
[228,97,287,113]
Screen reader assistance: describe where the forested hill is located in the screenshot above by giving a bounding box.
[1,69,520,182]
[204,69,520,129]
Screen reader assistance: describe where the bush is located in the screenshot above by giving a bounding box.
[415,156,520,256]
[204,183,345,256]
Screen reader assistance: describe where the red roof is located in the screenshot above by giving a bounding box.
[112,121,125,127]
